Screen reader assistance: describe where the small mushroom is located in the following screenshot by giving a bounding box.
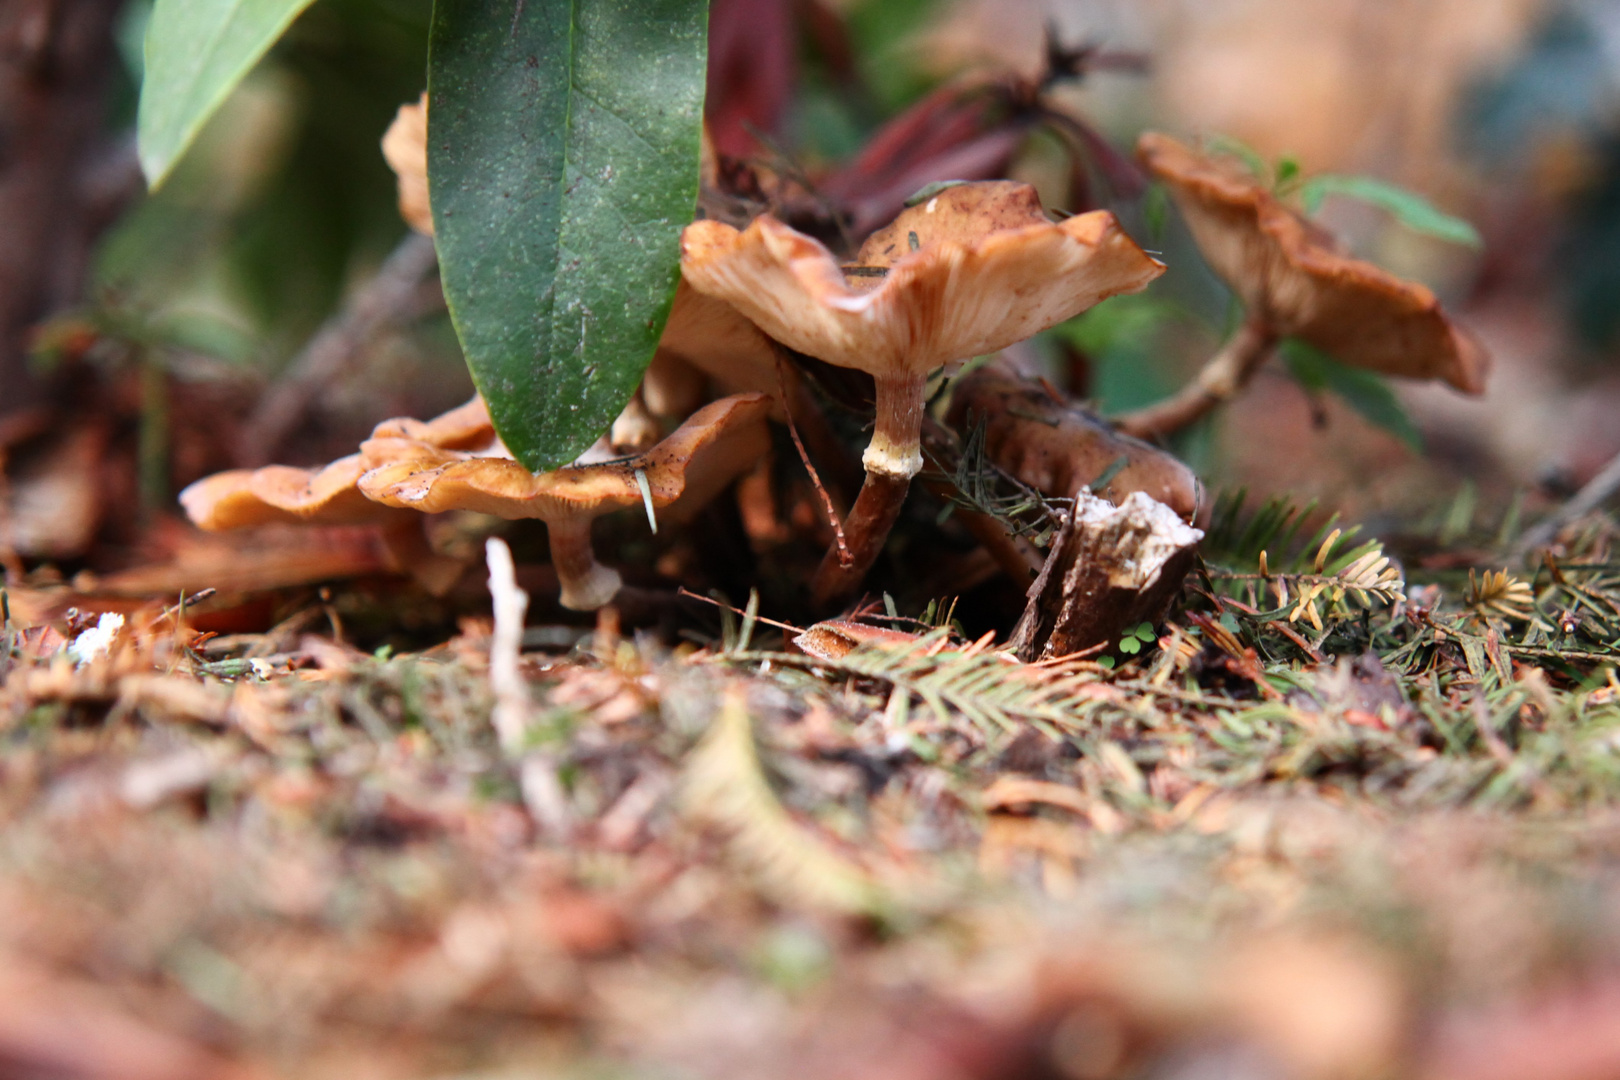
[179,397,496,595]
[946,359,1201,522]
[358,393,772,610]
[680,181,1165,604]
[1115,133,1488,439]
[381,93,432,236]
[179,455,384,531]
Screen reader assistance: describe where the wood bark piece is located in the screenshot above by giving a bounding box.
[0,0,125,418]
[1008,491,1203,662]
[947,359,1201,521]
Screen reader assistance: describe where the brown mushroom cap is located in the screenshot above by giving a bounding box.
[382,93,432,236]
[680,184,1166,381]
[1137,132,1487,394]
[946,361,1201,522]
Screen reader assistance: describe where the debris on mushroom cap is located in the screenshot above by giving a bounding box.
[679,184,1166,379]
[357,392,771,522]
[851,180,1049,274]
[947,361,1202,523]
[1137,132,1488,395]
[381,93,432,236]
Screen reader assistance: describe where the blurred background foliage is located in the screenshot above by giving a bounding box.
[47,0,1620,511]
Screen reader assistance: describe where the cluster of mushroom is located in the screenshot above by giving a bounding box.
[182,392,771,610]
[181,102,1490,615]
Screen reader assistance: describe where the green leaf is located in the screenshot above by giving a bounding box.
[137,0,319,187]
[1203,133,1270,183]
[1298,174,1483,248]
[1280,339,1424,451]
[1273,155,1302,195]
[1118,636,1141,655]
[904,179,969,206]
[428,0,708,471]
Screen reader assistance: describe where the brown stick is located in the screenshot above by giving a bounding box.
[777,353,851,568]
[1110,318,1278,440]
[809,471,910,608]
[236,232,440,466]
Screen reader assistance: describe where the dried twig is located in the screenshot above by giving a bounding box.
[777,352,852,568]
[484,537,530,754]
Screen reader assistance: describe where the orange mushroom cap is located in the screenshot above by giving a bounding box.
[381,93,432,236]
[1137,132,1487,395]
[357,393,770,523]
[357,392,772,609]
[180,456,388,531]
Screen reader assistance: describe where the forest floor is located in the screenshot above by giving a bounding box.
[4,501,1620,1080]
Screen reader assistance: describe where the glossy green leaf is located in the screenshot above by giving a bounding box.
[1299,174,1483,248]
[137,0,319,187]
[1281,339,1424,451]
[428,0,708,471]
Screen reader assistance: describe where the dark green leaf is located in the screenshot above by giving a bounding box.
[1281,339,1424,451]
[1298,174,1483,248]
[428,0,708,471]
[138,0,320,187]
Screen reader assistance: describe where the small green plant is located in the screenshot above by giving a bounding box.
[1118,622,1157,656]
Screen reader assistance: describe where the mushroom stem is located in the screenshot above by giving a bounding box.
[862,372,931,481]
[1110,318,1279,440]
[810,470,912,608]
[808,372,931,607]
[545,516,623,611]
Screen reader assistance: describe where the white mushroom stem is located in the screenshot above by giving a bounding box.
[811,371,933,608]
[545,516,624,611]
[1111,317,1279,440]
[862,372,931,480]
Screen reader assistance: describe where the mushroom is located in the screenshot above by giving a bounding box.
[680,181,1165,605]
[178,396,498,595]
[357,393,771,610]
[1115,133,1488,440]
[381,93,432,236]
[946,359,1201,522]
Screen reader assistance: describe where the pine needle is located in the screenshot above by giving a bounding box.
[727,630,1101,740]
[681,684,885,915]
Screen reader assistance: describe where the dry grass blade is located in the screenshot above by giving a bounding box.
[681,684,885,915]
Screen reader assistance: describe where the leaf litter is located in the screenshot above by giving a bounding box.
[9,493,1620,1078]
